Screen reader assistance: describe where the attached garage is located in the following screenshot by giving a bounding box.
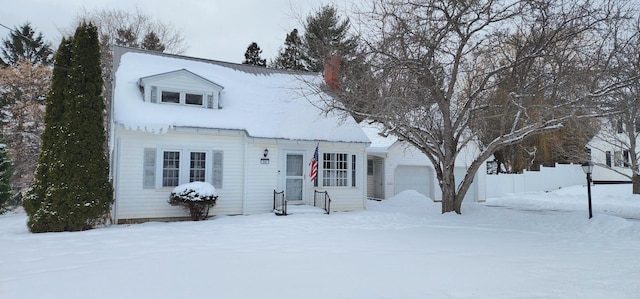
[394,165,434,198]
[362,122,486,202]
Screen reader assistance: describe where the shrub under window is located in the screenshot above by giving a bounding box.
[169,182,218,221]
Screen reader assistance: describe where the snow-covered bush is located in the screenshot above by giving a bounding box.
[168,182,218,221]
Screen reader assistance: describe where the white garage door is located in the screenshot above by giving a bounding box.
[394,165,432,198]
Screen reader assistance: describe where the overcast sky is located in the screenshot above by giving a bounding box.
[1,0,335,63]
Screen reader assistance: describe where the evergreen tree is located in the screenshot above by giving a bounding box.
[242,42,267,67]
[302,5,357,72]
[24,22,112,233]
[141,32,166,52]
[23,37,73,232]
[272,29,306,70]
[0,141,14,214]
[1,23,52,66]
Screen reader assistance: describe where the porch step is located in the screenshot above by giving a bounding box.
[279,205,325,215]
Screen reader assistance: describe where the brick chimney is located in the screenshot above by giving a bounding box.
[323,55,340,91]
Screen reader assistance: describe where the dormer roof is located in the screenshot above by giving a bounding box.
[138,69,224,91]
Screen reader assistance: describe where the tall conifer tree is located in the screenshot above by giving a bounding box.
[24,23,112,232]
[242,42,267,67]
[302,5,357,72]
[24,37,73,232]
[273,29,306,70]
[0,23,53,66]
[0,140,14,214]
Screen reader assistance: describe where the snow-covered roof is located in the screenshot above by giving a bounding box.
[112,47,369,143]
[360,122,398,154]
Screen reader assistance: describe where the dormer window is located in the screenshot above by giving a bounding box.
[185,93,203,105]
[139,69,224,110]
[162,91,180,104]
[159,90,205,107]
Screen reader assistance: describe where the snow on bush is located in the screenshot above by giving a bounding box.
[168,182,218,221]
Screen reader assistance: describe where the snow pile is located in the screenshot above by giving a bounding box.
[486,184,640,219]
[1,184,639,299]
[170,181,217,200]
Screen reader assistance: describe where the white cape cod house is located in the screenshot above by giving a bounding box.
[109,46,370,223]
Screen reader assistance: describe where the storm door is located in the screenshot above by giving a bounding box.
[285,154,304,201]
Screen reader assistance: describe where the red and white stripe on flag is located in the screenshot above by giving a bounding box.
[310,144,318,182]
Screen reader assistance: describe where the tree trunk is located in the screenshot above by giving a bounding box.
[440,170,461,214]
[633,173,640,195]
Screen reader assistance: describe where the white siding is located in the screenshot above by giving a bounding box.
[112,127,369,221]
[367,174,375,198]
[588,138,634,182]
[244,141,280,214]
[113,127,245,221]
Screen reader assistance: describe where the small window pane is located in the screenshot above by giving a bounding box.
[186,93,203,105]
[161,91,180,103]
[190,152,206,182]
[352,155,356,187]
[162,151,180,187]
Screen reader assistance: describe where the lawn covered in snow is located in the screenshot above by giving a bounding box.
[1,184,639,299]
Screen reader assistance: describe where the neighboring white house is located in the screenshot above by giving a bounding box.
[587,120,636,183]
[361,122,487,202]
[109,46,370,223]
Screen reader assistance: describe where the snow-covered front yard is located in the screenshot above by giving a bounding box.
[1,184,639,299]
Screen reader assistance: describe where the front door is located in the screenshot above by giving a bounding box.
[374,158,385,199]
[285,153,304,201]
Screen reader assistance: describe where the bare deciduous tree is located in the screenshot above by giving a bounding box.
[0,60,50,189]
[314,0,631,214]
[590,13,640,193]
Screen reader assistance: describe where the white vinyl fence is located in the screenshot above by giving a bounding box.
[485,163,585,199]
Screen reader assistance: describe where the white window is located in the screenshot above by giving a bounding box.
[185,93,203,106]
[322,153,357,187]
[161,91,180,104]
[351,155,357,187]
[189,152,206,182]
[162,151,180,187]
[145,149,223,189]
[156,89,206,107]
[613,150,630,168]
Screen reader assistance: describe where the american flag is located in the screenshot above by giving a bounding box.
[310,144,318,182]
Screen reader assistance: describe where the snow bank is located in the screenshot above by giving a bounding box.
[1,184,639,299]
